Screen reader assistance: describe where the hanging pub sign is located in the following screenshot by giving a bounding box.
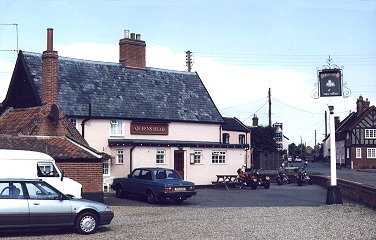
[319,69,342,97]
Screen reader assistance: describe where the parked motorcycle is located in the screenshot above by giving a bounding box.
[275,167,290,185]
[235,168,251,189]
[295,167,312,186]
[249,169,270,189]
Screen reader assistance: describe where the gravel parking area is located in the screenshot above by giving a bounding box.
[1,187,375,239]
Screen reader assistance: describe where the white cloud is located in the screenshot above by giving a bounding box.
[0,59,14,101]
[56,43,118,62]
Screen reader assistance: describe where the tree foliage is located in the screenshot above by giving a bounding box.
[250,126,278,152]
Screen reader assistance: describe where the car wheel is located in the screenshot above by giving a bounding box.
[146,190,157,204]
[115,185,125,198]
[75,211,98,235]
[174,199,184,204]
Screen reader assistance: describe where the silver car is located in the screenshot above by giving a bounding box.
[0,178,114,234]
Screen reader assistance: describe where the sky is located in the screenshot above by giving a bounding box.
[1,0,376,147]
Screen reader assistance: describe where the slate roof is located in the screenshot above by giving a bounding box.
[21,51,223,123]
[221,117,250,132]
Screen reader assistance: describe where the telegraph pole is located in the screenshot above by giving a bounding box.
[185,50,193,72]
[268,88,271,127]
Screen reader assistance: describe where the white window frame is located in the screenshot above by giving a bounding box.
[239,134,245,144]
[365,129,376,139]
[223,133,230,144]
[367,148,376,158]
[356,148,361,158]
[116,149,124,164]
[69,118,77,128]
[194,150,202,164]
[103,159,110,176]
[110,119,123,136]
[156,150,166,164]
[212,151,226,164]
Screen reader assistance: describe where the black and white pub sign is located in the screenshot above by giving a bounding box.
[319,69,342,97]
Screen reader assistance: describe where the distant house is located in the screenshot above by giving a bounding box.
[1,28,251,186]
[323,96,376,169]
[221,117,251,167]
[0,105,104,202]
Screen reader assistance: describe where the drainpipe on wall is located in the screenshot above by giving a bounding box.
[129,145,136,174]
[81,103,91,139]
[219,126,222,143]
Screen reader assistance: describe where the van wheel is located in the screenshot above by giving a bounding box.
[75,212,98,234]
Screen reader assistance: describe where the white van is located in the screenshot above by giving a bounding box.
[0,149,82,198]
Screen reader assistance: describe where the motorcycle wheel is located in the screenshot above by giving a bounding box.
[276,177,282,185]
[264,182,270,189]
[234,181,243,189]
[287,178,291,184]
[297,179,303,186]
[250,183,257,190]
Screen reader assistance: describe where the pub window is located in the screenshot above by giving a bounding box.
[116,149,124,164]
[103,160,110,175]
[212,151,226,164]
[365,129,376,139]
[239,134,245,144]
[194,150,202,164]
[356,148,361,158]
[367,148,376,158]
[223,133,230,144]
[156,150,166,164]
[110,119,123,136]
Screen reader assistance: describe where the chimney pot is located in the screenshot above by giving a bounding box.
[136,34,141,40]
[47,28,54,51]
[124,30,129,38]
[130,33,135,39]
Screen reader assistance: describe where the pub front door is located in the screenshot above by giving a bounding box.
[174,150,184,179]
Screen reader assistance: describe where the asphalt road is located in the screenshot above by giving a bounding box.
[104,183,328,208]
[288,161,376,188]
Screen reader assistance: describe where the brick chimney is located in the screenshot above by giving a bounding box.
[119,30,146,69]
[356,96,370,113]
[42,28,59,106]
[252,114,259,127]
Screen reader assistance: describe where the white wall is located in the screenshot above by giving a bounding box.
[105,146,247,185]
[76,119,221,152]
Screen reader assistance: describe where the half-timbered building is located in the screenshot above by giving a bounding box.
[334,96,376,169]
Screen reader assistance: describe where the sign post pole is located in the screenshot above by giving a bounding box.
[315,56,344,205]
[326,105,343,204]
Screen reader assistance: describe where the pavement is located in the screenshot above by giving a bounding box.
[287,161,376,188]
